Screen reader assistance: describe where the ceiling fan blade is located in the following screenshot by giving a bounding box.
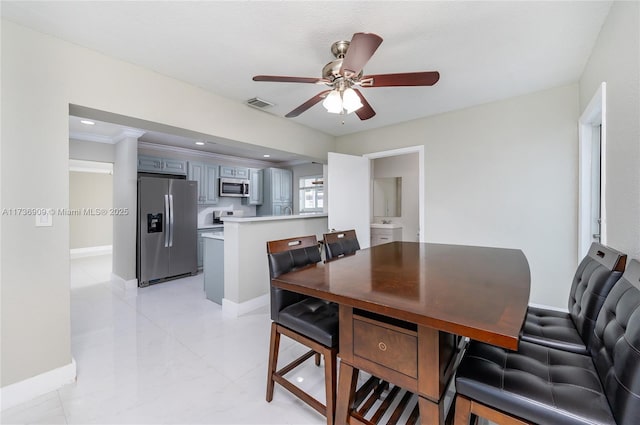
[253,75,327,84]
[360,71,440,87]
[285,90,331,118]
[353,89,376,120]
[340,33,383,78]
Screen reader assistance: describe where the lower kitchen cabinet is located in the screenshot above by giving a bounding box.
[197,229,207,269]
[203,237,224,304]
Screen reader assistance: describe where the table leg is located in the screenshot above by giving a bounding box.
[418,396,446,425]
[335,362,358,425]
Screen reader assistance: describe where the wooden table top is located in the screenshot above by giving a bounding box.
[272,242,531,350]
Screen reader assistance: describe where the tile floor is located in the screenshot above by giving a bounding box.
[2,254,331,424]
[2,254,477,425]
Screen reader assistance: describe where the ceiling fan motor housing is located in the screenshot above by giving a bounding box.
[323,40,363,85]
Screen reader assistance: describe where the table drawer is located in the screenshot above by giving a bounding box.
[353,317,417,378]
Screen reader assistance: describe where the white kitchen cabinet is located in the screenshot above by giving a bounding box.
[138,155,187,175]
[219,165,249,179]
[197,229,207,269]
[370,226,402,246]
[188,161,219,205]
[256,168,293,216]
[242,168,263,206]
[203,236,224,304]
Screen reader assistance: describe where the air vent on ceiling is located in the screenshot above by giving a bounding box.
[247,97,275,109]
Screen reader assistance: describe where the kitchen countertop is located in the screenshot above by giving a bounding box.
[201,231,224,241]
[198,224,224,230]
[222,213,328,223]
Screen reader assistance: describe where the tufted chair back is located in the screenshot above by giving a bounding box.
[590,259,640,425]
[267,235,322,322]
[567,242,626,348]
[323,230,360,262]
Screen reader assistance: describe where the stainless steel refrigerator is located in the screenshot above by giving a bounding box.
[137,177,198,287]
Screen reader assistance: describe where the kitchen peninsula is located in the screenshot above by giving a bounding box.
[217,213,328,316]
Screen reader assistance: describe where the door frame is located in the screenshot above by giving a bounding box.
[364,145,425,242]
[578,82,606,260]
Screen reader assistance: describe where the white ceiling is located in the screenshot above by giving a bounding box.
[68,115,309,165]
[3,1,611,138]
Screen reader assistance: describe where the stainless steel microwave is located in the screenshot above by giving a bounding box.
[219,177,249,197]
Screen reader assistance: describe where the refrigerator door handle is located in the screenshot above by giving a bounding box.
[169,194,175,247]
[164,194,170,247]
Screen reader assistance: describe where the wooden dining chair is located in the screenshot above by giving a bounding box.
[266,235,339,425]
[322,229,360,262]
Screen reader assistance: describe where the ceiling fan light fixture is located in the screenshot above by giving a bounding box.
[322,90,343,114]
[342,88,363,113]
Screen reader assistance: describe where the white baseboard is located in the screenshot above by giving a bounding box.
[70,245,112,259]
[0,358,76,411]
[111,272,138,294]
[528,302,569,313]
[222,293,269,317]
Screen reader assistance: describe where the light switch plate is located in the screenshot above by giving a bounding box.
[36,211,53,227]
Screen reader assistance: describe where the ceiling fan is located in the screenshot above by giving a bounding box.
[253,32,440,120]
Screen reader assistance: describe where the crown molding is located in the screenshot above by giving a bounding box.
[70,128,145,144]
[113,129,146,143]
[69,131,115,144]
[137,141,276,168]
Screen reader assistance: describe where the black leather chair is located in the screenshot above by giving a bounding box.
[323,229,360,261]
[266,235,338,425]
[453,259,640,425]
[521,242,626,354]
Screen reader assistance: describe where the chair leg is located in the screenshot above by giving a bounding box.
[453,395,532,425]
[323,347,337,425]
[315,352,321,366]
[453,395,472,425]
[266,322,280,402]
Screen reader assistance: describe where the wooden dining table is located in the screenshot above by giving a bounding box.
[271,242,531,425]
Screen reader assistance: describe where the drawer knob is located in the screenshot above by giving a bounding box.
[378,342,387,351]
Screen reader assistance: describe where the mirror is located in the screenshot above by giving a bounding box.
[373,177,402,217]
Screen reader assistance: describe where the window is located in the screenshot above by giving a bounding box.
[299,176,324,213]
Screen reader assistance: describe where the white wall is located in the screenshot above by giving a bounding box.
[69,171,113,249]
[579,1,640,260]
[336,84,579,308]
[0,20,333,388]
[69,139,115,163]
[112,137,138,283]
[372,154,420,242]
[223,216,329,304]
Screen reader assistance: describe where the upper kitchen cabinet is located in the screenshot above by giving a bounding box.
[219,165,249,179]
[242,168,264,206]
[188,162,219,205]
[138,155,187,175]
[257,168,293,216]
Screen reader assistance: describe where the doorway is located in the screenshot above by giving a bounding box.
[327,146,425,248]
[365,146,425,243]
[579,82,606,259]
[69,159,114,288]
